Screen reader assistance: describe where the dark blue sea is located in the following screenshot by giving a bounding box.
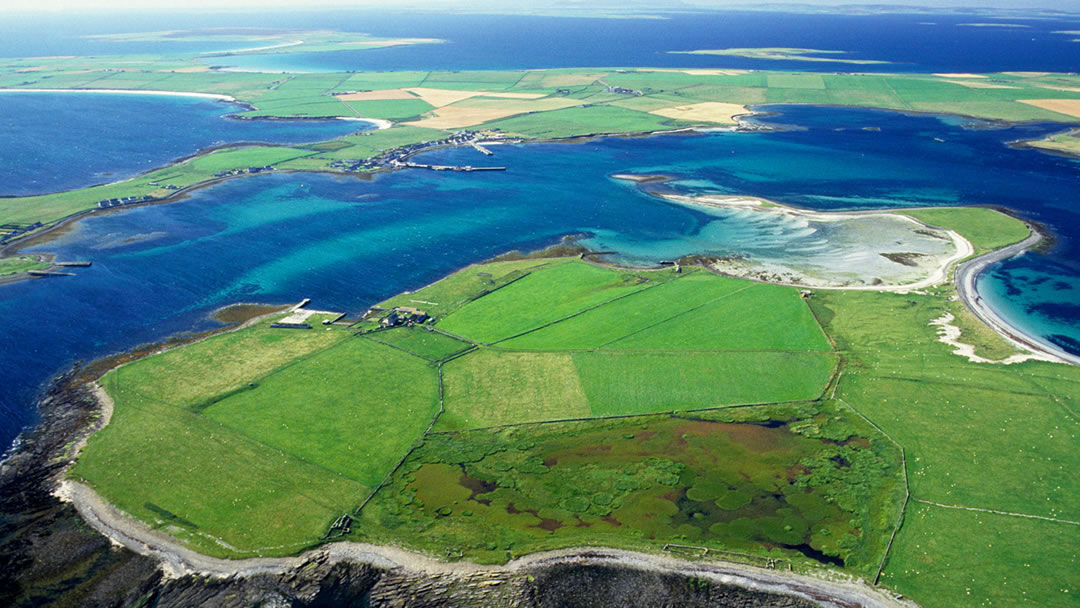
[1,10,1079,452]
[0,93,368,196]
[2,10,1080,73]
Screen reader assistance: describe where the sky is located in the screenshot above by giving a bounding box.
[2,0,1078,12]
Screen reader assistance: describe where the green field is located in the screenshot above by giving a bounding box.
[0,255,47,277]
[440,350,591,430]
[436,261,661,343]
[203,337,440,485]
[574,351,836,416]
[365,326,473,361]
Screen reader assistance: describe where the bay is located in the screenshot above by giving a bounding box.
[2,105,1078,453]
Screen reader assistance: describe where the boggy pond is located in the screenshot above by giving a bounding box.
[355,404,902,573]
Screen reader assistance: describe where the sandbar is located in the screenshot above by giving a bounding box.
[657,193,971,292]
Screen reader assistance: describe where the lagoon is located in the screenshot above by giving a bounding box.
[1,104,1078,453]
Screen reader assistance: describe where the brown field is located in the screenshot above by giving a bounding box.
[1018,98,1080,118]
[405,96,578,129]
[649,101,750,124]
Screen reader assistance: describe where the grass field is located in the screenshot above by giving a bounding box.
[881,502,1079,608]
[436,261,660,343]
[899,207,1031,255]
[73,315,441,556]
[574,351,836,416]
[439,350,591,430]
[203,336,440,485]
[377,258,567,320]
[0,255,47,276]
[809,285,1080,608]
[365,326,473,361]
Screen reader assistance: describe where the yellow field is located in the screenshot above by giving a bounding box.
[1018,98,1080,118]
[649,101,749,124]
[406,96,579,129]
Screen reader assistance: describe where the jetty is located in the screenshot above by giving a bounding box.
[471,142,494,156]
[28,270,75,278]
[404,162,506,172]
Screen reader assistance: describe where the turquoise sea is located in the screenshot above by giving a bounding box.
[2,102,1079,452]
[1,9,1079,452]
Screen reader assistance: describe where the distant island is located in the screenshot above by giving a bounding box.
[668,48,893,65]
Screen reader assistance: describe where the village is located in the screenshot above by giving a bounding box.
[329,129,515,173]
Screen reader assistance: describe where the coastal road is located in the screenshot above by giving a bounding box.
[954,230,1080,366]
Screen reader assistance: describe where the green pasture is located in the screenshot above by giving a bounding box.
[881,503,1079,608]
[365,326,473,361]
[899,206,1030,255]
[377,258,565,320]
[436,261,659,344]
[500,271,745,350]
[72,379,370,557]
[203,336,440,485]
[108,314,348,410]
[0,255,47,277]
[810,285,1080,607]
[574,351,836,416]
[312,125,449,161]
[439,350,591,430]
[480,105,682,138]
[605,282,832,352]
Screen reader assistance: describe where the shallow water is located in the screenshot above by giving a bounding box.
[1,104,1078,453]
